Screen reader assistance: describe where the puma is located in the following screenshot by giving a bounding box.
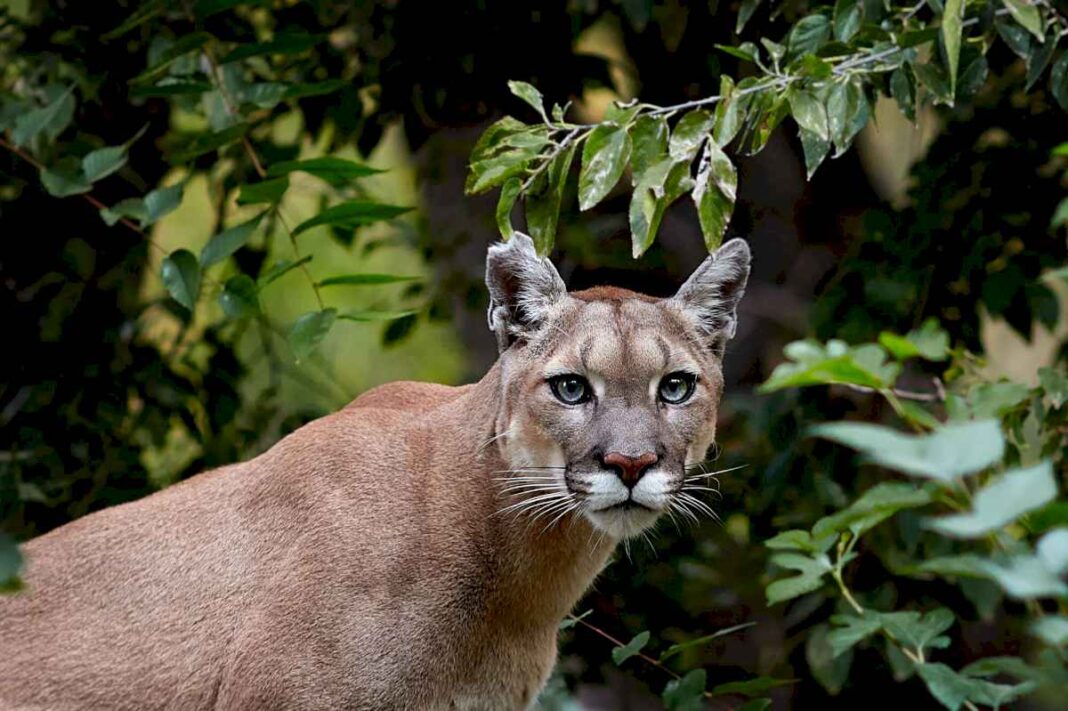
[0,233,751,710]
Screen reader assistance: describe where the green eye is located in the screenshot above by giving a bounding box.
[659,373,696,404]
[549,375,591,405]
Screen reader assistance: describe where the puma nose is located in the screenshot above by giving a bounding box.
[602,452,659,488]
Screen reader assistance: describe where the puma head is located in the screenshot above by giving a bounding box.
[486,233,751,538]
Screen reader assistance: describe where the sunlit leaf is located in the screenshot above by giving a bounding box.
[496,177,521,239]
[760,339,900,392]
[507,80,548,122]
[525,142,576,255]
[692,138,736,251]
[810,420,1005,483]
[766,552,832,604]
[942,0,964,97]
[318,273,419,287]
[628,115,669,184]
[1001,0,1045,41]
[926,461,1056,537]
[266,157,381,186]
[292,201,411,235]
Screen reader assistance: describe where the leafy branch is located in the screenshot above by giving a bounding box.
[467,0,1068,257]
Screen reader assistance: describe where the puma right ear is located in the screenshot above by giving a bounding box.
[485,232,567,352]
[671,238,751,358]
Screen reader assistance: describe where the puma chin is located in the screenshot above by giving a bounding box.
[488,233,750,540]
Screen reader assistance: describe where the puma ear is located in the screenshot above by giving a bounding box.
[485,232,567,352]
[672,238,751,357]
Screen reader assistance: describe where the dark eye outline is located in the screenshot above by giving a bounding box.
[658,372,697,405]
[548,374,592,405]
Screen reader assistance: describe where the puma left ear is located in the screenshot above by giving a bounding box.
[485,232,567,352]
[672,238,751,357]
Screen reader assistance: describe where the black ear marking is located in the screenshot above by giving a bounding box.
[671,238,751,357]
[485,232,567,353]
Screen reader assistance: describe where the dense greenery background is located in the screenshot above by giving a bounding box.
[2,0,1067,708]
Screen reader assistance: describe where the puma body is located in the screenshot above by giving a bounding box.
[0,234,751,709]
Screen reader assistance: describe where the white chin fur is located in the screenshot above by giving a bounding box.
[583,506,662,538]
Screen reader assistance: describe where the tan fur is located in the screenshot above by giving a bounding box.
[0,235,750,709]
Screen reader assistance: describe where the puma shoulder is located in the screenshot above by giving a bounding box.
[345,379,472,413]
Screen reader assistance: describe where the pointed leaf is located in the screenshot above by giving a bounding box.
[266,157,381,186]
[238,177,289,205]
[318,273,419,287]
[218,274,259,318]
[926,461,1056,537]
[496,177,521,239]
[200,213,265,267]
[507,80,548,122]
[289,309,337,361]
[833,0,862,42]
[629,115,669,184]
[942,0,964,96]
[81,145,128,182]
[142,183,185,227]
[1001,0,1045,41]
[258,256,312,288]
[336,309,419,322]
[40,167,91,197]
[12,88,75,147]
[161,249,200,311]
[692,138,736,251]
[292,201,410,235]
[579,125,632,210]
[662,669,707,711]
[525,142,576,255]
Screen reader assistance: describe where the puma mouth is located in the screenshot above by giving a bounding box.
[596,499,654,513]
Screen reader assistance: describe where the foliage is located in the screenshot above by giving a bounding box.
[3,1,1068,709]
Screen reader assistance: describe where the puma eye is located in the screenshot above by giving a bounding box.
[548,374,591,405]
[658,372,697,404]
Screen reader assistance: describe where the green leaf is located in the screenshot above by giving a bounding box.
[81,145,128,182]
[238,177,289,206]
[809,420,1005,483]
[786,15,832,61]
[826,80,869,158]
[711,677,795,697]
[693,138,737,251]
[716,42,761,63]
[766,552,832,604]
[200,213,265,267]
[496,178,522,239]
[812,482,932,539]
[466,147,539,195]
[878,608,954,654]
[942,0,964,97]
[736,0,763,33]
[662,669,707,711]
[611,631,650,665]
[292,201,411,236]
[967,381,1030,418]
[282,79,348,100]
[1025,31,1058,91]
[980,552,1068,599]
[578,125,632,211]
[469,117,528,163]
[12,88,75,147]
[1036,528,1068,576]
[765,529,836,554]
[1001,0,1045,41]
[507,80,548,122]
[629,115,669,184]
[961,656,1043,682]
[167,124,249,164]
[1051,52,1068,111]
[737,700,772,711]
[629,157,693,257]
[288,309,337,361]
[916,555,990,579]
[759,339,900,392]
[913,61,952,104]
[1039,367,1068,408]
[879,319,950,361]
[103,0,165,40]
[559,610,591,630]
[258,256,312,288]
[799,127,830,180]
[833,0,862,42]
[160,249,200,311]
[659,622,756,662]
[890,66,918,122]
[99,198,146,227]
[1029,615,1068,646]
[927,461,1056,538]
[788,88,829,141]
[525,142,576,255]
[266,157,382,187]
[826,615,883,658]
[918,662,1028,711]
[0,534,23,593]
[713,76,749,148]
[669,110,716,161]
[193,0,271,20]
[40,167,91,197]
[996,19,1034,59]
[220,32,322,63]
[131,32,213,85]
[336,310,419,323]
[806,623,854,694]
[218,275,259,318]
[130,80,212,98]
[142,183,185,227]
[318,273,419,287]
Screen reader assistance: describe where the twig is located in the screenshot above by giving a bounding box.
[839,381,944,402]
[569,614,682,681]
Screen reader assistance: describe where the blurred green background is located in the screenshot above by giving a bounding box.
[2,1,1066,708]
